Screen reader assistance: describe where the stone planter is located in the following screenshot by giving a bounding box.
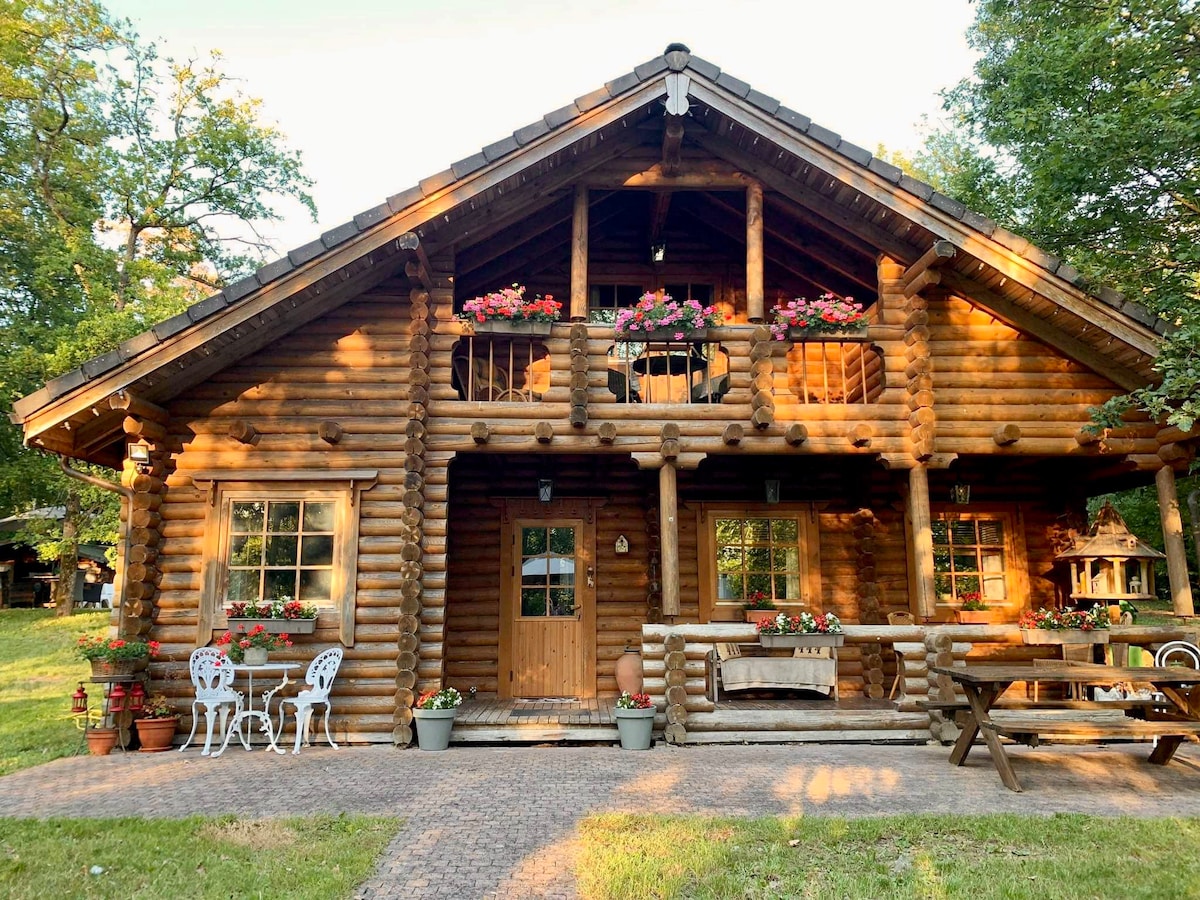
[413,707,457,751]
[759,632,845,649]
[613,706,655,750]
[86,726,119,756]
[135,716,179,752]
[472,320,554,336]
[787,325,869,342]
[615,328,709,343]
[242,647,269,666]
[225,617,316,634]
[1021,629,1109,645]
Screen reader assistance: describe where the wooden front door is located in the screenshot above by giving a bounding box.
[502,517,595,698]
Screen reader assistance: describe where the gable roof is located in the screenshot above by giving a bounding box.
[12,42,1166,462]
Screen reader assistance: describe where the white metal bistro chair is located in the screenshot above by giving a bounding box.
[179,647,243,756]
[277,647,343,754]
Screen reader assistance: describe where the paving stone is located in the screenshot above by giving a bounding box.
[1,743,1198,898]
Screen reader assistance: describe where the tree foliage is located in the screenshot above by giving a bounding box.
[0,0,315,606]
[923,0,1200,428]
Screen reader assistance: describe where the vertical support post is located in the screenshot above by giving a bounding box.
[570,185,588,322]
[907,464,937,620]
[746,181,764,322]
[1156,465,1196,616]
[659,463,680,619]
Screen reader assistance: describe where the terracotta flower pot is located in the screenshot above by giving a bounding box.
[135,716,179,752]
[86,727,119,756]
[744,609,776,624]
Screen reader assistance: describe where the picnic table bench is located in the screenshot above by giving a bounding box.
[928,663,1200,792]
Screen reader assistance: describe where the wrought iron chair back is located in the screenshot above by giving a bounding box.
[277,647,344,754]
[179,646,243,755]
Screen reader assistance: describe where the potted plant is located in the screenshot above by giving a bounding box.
[134,694,179,752]
[614,291,724,341]
[75,635,160,678]
[412,687,463,751]
[1019,605,1110,644]
[769,293,867,341]
[613,691,655,750]
[955,593,997,625]
[85,725,120,756]
[215,624,292,665]
[225,599,318,634]
[757,611,844,648]
[742,591,777,623]
[457,284,561,335]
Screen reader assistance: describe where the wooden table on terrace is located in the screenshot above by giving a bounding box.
[929,663,1200,792]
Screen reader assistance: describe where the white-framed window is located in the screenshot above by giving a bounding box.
[193,470,375,647]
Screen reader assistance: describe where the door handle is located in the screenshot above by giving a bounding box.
[587,566,595,588]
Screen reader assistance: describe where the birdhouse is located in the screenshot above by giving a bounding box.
[1055,502,1163,607]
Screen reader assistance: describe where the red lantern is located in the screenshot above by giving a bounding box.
[71,682,88,715]
[129,682,145,712]
[108,683,127,713]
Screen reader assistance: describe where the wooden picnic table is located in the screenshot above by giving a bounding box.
[928,663,1200,792]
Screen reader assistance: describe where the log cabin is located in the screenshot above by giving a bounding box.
[12,43,1199,746]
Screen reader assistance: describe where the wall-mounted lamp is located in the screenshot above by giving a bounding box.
[650,242,666,264]
[127,442,151,473]
[765,479,781,505]
[952,482,971,505]
[538,479,554,503]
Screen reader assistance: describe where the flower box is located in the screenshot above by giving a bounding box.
[90,658,138,678]
[787,325,869,342]
[225,616,316,634]
[1021,629,1109,645]
[744,609,777,624]
[759,632,845,649]
[956,609,1000,625]
[471,320,553,336]
[615,328,709,343]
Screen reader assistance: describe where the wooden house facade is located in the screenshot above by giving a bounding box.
[13,44,1197,746]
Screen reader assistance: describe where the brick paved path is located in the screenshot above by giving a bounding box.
[3,742,1199,898]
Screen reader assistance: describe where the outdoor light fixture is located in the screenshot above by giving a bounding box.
[71,682,88,716]
[538,479,554,503]
[952,482,971,505]
[765,479,781,505]
[127,442,151,472]
[650,242,666,264]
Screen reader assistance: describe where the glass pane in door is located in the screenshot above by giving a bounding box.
[520,525,578,618]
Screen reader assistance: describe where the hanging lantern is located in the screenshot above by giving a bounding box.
[108,683,127,713]
[71,682,88,715]
[128,682,146,713]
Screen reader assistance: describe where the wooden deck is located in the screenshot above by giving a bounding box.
[448,696,927,745]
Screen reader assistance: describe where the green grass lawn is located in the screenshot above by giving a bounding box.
[576,813,1200,899]
[0,814,399,899]
[0,608,110,775]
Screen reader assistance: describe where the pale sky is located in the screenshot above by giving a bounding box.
[103,0,979,256]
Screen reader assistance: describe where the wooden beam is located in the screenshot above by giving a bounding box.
[585,159,752,190]
[661,117,685,177]
[108,391,168,424]
[700,193,876,292]
[660,462,680,618]
[907,464,937,620]
[396,232,433,291]
[570,185,588,321]
[649,191,672,246]
[1157,466,1196,616]
[901,240,956,297]
[940,271,1148,392]
[746,181,764,322]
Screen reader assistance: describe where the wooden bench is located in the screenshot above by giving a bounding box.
[918,698,1167,713]
[981,716,1200,765]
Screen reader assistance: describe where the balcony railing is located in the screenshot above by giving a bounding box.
[785,340,883,404]
[606,340,730,405]
[452,336,549,402]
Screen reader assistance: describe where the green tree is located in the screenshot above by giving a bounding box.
[927,0,1200,429]
[0,0,315,613]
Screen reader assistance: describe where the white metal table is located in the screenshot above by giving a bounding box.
[211,662,300,758]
